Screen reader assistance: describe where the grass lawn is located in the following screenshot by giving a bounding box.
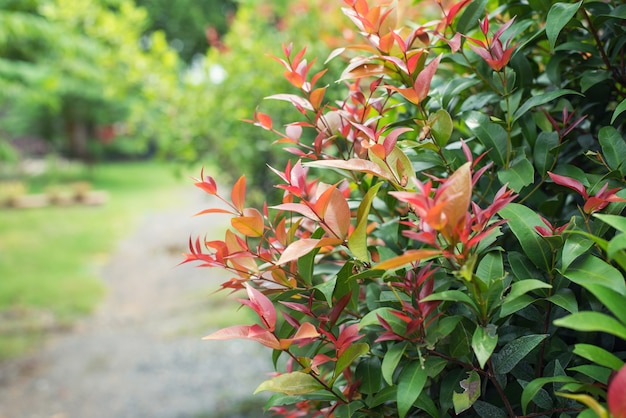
[0,160,191,359]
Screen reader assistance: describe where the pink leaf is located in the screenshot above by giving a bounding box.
[548,172,588,198]
[414,55,442,103]
[241,283,277,331]
[202,325,281,350]
[305,159,394,182]
[277,238,343,265]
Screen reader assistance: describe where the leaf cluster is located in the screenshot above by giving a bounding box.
[185,1,626,417]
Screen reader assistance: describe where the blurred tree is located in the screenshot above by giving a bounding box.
[0,0,181,160]
[165,0,349,197]
[134,0,236,63]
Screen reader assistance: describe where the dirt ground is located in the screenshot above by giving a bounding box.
[0,190,272,418]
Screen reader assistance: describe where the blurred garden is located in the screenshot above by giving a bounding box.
[0,0,349,360]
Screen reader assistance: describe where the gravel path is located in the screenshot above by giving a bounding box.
[0,190,272,418]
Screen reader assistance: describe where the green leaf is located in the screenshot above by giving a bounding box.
[594,213,626,234]
[507,279,552,300]
[500,279,551,317]
[335,342,369,377]
[562,234,594,271]
[471,324,498,368]
[382,341,407,385]
[334,401,366,418]
[348,182,382,262]
[492,334,548,374]
[599,126,626,175]
[513,89,583,122]
[397,362,428,418]
[608,233,626,262]
[580,70,611,92]
[521,376,578,414]
[581,283,626,324]
[420,290,480,314]
[546,1,583,50]
[499,294,534,317]
[476,251,504,284]
[466,112,508,167]
[296,228,325,285]
[533,131,559,176]
[415,392,440,418]
[573,343,625,370]
[611,98,626,124]
[562,254,626,296]
[499,204,552,271]
[497,158,534,192]
[314,275,337,305]
[554,312,626,340]
[508,251,542,281]
[359,307,407,331]
[452,371,481,414]
[568,364,612,384]
[430,109,453,147]
[473,400,507,418]
[455,0,488,33]
[355,356,382,394]
[254,371,324,395]
[547,288,578,313]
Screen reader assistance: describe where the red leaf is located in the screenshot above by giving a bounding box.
[256,111,273,130]
[241,283,277,331]
[608,365,626,418]
[444,0,472,27]
[548,172,588,198]
[193,168,217,194]
[414,54,441,103]
[202,324,281,350]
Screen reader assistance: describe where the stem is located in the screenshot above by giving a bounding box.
[284,349,347,402]
[581,8,618,80]
[487,358,516,418]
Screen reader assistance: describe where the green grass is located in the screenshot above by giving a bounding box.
[0,160,191,359]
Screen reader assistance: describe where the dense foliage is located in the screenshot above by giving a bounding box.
[0,0,187,161]
[185,0,626,417]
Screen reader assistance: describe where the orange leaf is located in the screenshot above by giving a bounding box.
[386,85,420,105]
[439,162,472,233]
[231,176,246,213]
[317,186,351,239]
[375,249,440,270]
[309,87,326,109]
[278,238,342,265]
[256,112,273,130]
[194,207,234,216]
[203,324,281,350]
[231,208,265,237]
[279,322,320,349]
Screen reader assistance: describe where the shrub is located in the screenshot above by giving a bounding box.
[184,0,626,416]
